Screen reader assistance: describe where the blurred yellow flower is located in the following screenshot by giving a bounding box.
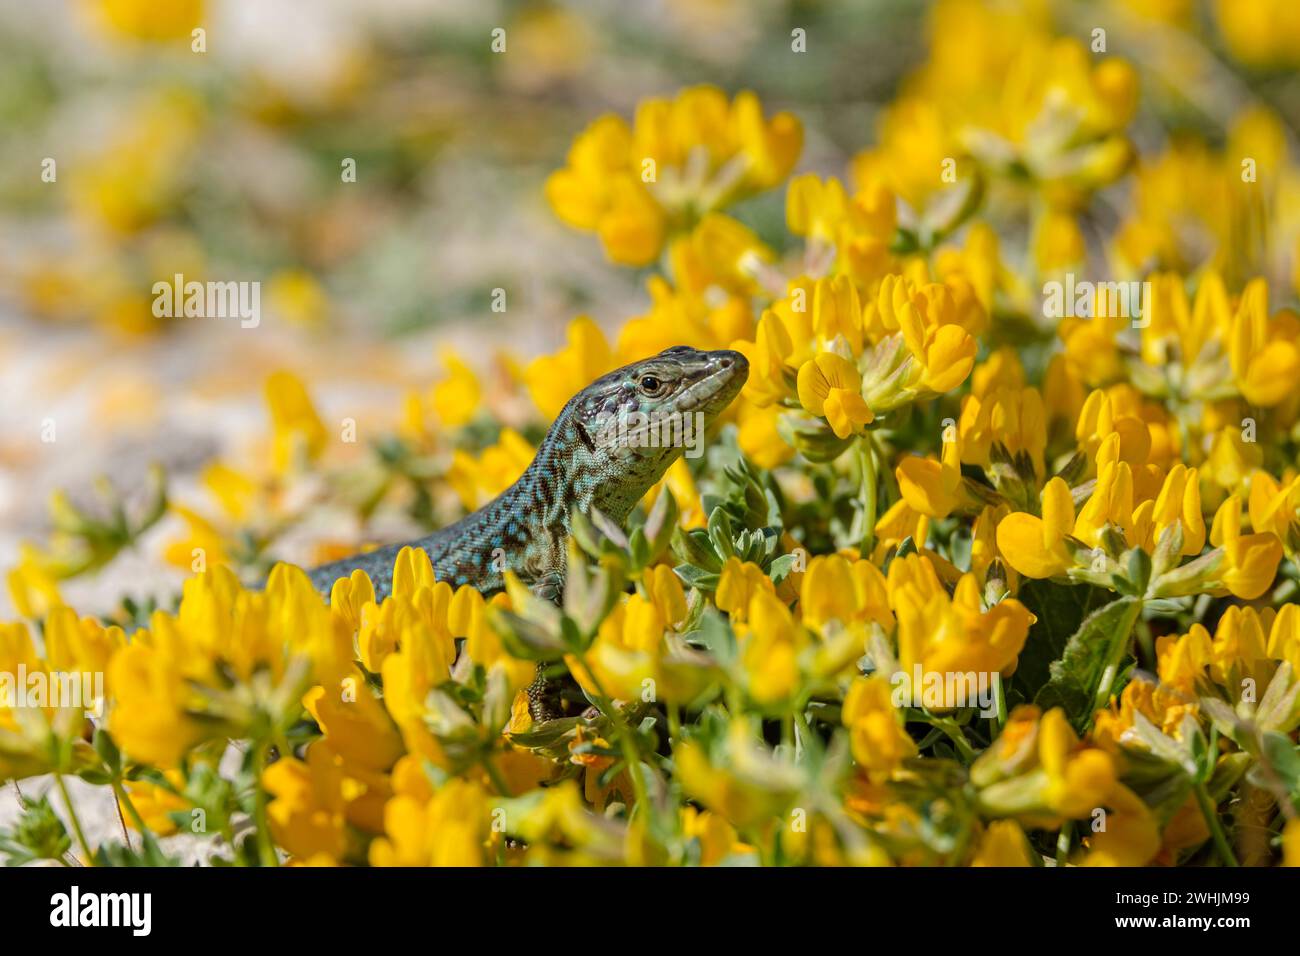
[265,370,328,475]
[524,316,615,420]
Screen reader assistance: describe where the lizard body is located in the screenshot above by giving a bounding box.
[307,345,748,602]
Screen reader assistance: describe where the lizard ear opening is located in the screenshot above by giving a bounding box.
[574,419,596,452]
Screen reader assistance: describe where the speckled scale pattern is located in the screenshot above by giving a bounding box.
[306,346,748,602]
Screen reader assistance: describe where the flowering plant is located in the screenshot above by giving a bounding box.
[5,1,1300,869]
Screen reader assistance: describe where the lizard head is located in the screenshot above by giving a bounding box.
[559,345,749,519]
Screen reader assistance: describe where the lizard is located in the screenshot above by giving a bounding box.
[304,344,749,716]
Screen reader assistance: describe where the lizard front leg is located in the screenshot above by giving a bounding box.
[527,569,565,604]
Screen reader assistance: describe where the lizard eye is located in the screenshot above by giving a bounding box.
[638,375,663,394]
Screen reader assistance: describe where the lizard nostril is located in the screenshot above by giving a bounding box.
[712,349,746,374]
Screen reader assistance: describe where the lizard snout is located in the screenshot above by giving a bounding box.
[710,349,748,377]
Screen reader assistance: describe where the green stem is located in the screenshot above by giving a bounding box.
[251,743,278,867]
[482,755,511,797]
[54,773,93,865]
[794,706,813,760]
[573,656,650,814]
[857,437,878,558]
[994,674,1007,733]
[111,780,150,833]
[1056,821,1074,866]
[1136,620,1155,672]
[1194,784,1239,867]
[919,713,977,764]
[1092,600,1144,715]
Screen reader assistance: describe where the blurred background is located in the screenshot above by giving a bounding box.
[3,0,1300,618]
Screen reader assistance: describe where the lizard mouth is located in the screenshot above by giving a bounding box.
[676,349,749,419]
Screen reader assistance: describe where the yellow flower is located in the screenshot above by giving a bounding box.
[1266,603,1300,673]
[1214,0,1300,69]
[1072,454,1136,550]
[90,0,203,42]
[736,402,795,470]
[108,566,326,765]
[970,504,1014,589]
[738,307,797,407]
[567,593,663,704]
[1284,818,1300,867]
[714,557,774,622]
[872,498,930,563]
[263,743,355,864]
[1229,279,1300,407]
[1075,390,1151,467]
[0,622,90,781]
[1038,709,1119,818]
[1156,624,1214,696]
[796,352,873,439]
[430,349,482,427]
[897,433,968,519]
[958,384,1046,478]
[5,546,64,619]
[681,807,749,866]
[445,429,535,511]
[304,677,404,779]
[596,177,668,265]
[1208,605,1273,693]
[995,477,1078,579]
[688,214,773,292]
[876,274,978,396]
[1133,464,1205,555]
[739,590,805,706]
[120,771,190,834]
[800,554,891,633]
[461,589,535,695]
[812,274,866,354]
[524,315,615,420]
[267,269,329,328]
[378,605,456,728]
[106,639,204,767]
[69,90,203,236]
[1093,677,1198,747]
[547,87,800,265]
[43,605,124,682]
[970,820,1034,866]
[1078,781,1161,867]
[676,719,804,831]
[973,707,1120,826]
[1033,209,1086,274]
[843,676,915,780]
[888,555,1033,678]
[644,564,688,628]
[1209,495,1283,600]
[265,370,327,475]
[370,775,489,867]
[786,174,849,245]
[1248,469,1300,543]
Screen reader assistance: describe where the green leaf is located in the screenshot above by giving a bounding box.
[95,830,182,867]
[674,527,722,573]
[93,727,122,775]
[1009,580,1108,705]
[674,564,719,591]
[1260,732,1300,795]
[1034,595,1142,731]
[706,507,735,560]
[0,794,71,865]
